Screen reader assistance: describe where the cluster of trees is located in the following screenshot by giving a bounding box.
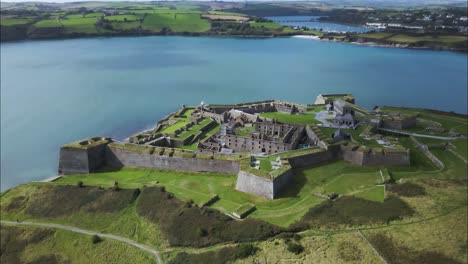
[210,21,283,36]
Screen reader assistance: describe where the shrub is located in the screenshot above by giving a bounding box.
[196,228,207,237]
[387,183,426,197]
[185,199,194,208]
[286,241,304,254]
[338,242,362,262]
[168,244,258,264]
[77,181,84,188]
[113,181,120,191]
[299,196,414,228]
[25,185,137,218]
[367,233,462,264]
[235,243,257,258]
[160,186,166,192]
[91,235,102,244]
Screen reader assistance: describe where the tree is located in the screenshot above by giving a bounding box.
[286,241,304,254]
[92,235,102,244]
[113,181,120,191]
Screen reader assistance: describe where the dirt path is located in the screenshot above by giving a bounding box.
[0,220,162,264]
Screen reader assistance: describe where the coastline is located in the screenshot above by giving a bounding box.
[2,32,465,53]
[292,34,467,53]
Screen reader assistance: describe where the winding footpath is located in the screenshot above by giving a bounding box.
[0,220,162,264]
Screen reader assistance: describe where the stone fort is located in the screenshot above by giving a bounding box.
[59,94,414,200]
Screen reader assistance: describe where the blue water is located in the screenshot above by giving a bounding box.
[266,16,371,33]
[1,36,467,191]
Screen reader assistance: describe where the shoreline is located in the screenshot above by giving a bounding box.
[2,32,466,53]
[292,34,467,53]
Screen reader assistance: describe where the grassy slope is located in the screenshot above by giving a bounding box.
[1,224,157,264]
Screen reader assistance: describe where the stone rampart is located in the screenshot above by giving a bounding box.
[381,116,417,130]
[235,168,293,199]
[287,148,339,169]
[341,145,410,166]
[58,143,107,175]
[106,145,240,174]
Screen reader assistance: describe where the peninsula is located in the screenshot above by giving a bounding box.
[1,93,467,264]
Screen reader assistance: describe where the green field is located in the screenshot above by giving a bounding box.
[259,111,321,125]
[354,185,385,202]
[0,18,33,26]
[33,19,62,28]
[319,172,383,195]
[388,34,467,44]
[106,15,141,22]
[249,22,283,29]
[61,17,98,33]
[142,13,210,33]
[111,21,141,30]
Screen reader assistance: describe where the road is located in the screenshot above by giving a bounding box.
[1,220,162,264]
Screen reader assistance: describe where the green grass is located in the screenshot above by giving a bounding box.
[61,17,98,33]
[42,161,378,227]
[354,185,385,202]
[111,21,141,30]
[84,12,103,18]
[259,159,272,171]
[1,225,157,263]
[319,172,382,195]
[176,118,213,139]
[356,32,394,39]
[142,13,210,33]
[34,19,62,28]
[234,126,256,137]
[249,22,283,29]
[303,29,324,37]
[159,109,195,134]
[259,111,321,125]
[106,15,141,22]
[0,18,33,26]
[387,34,467,44]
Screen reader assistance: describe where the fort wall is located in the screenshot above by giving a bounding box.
[340,145,410,166]
[381,116,417,130]
[105,145,240,174]
[58,143,107,174]
[235,168,293,199]
[287,148,340,169]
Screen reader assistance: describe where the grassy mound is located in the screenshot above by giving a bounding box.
[297,196,414,228]
[367,233,462,264]
[25,185,139,218]
[387,183,426,197]
[168,244,257,264]
[136,187,281,247]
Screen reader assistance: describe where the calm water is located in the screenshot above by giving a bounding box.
[266,16,371,33]
[1,36,467,191]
